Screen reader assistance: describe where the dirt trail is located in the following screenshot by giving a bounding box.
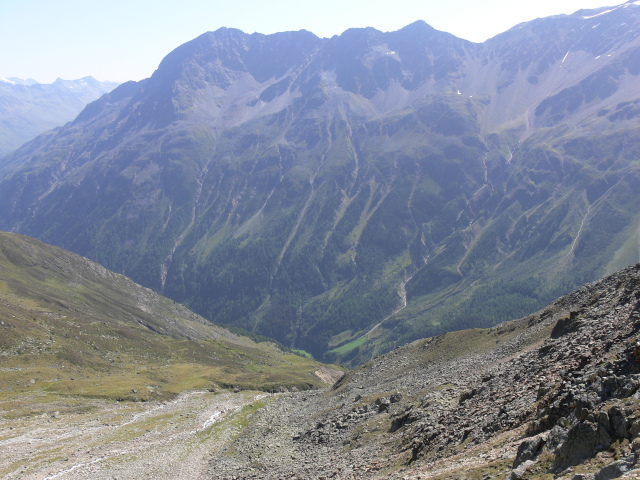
[0,390,269,480]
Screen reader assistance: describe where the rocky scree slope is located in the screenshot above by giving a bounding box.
[0,232,338,400]
[204,263,640,479]
[1,4,640,365]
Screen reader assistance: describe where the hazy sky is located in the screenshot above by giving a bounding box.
[0,0,628,84]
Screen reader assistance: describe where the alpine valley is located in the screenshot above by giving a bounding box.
[1,2,640,369]
[0,77,119,157]
[4,3,640,479]
[4,201,640,479]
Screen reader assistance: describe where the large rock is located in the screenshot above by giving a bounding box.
[594,459,633,480]
[608,406,628,438]
[513,435,546,468]
[510,460,535,480]
[553,421,611,471]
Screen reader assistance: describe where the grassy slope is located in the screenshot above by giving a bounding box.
[0,232,340,401]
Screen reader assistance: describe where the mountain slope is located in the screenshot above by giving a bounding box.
[0,232,339,400]
[7,262,640,478]
[0,77,119,156]
[198,263,640,479]
[0,3,639,365]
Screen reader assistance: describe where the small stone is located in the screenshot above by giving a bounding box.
[571,473,594,480]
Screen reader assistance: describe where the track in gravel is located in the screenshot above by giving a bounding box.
[0,390,271,480]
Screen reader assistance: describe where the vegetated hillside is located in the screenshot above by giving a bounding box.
[6,262,640,479]
[0,232,339,400]
[202,263,640,479]
[0,77,119,156]
[0,3,639,365]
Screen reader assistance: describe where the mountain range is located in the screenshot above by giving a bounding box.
[1,2,640,365]
[0,76,119,156]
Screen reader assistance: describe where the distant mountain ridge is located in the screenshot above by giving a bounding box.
[0,77,39,86]
[1,2,639,365]
[0,76,119,156]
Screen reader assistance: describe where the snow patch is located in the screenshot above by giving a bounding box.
[201,411,222,430]
[44,458,104,480]
[582,7,617,19]
[562,51,570,63]
[200,405,242,430]
[0,77,16,85]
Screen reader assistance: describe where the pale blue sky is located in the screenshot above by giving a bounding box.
[0,0,628,84]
